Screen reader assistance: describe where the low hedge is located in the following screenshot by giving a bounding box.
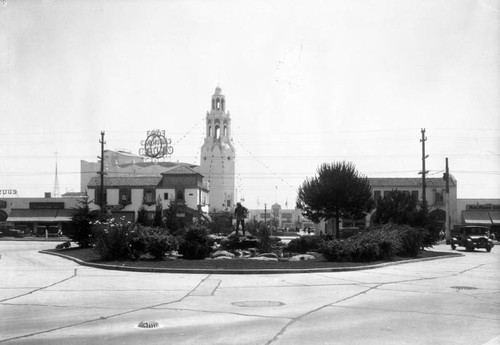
[321,224,429,262]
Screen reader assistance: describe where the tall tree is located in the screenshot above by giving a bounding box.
[297,161,374,239]
[372,190,427,227]
[69,200,102,247]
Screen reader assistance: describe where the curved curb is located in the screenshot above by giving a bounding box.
[40,250,463,275]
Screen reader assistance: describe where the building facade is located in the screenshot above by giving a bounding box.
[316,176,459,237]
[2,193,85,235]
[457,199,500,235]
[247,203,315,230]
[87,165,209,223]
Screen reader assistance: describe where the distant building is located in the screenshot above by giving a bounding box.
[316,176,459,237]
[81,87,236,215]
[80,149,145,193]
[247,203,315,230]
[1,193,85,234]
[457,199,500,234]
[86,165,209,224]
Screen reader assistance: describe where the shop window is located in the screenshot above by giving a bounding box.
[434,190,444,205]
[383,191,391,198]
[119,188,131,205]
[164,193,169,200]
[177,191,184,201]
[374,190,381,201]
[411,190,419,201]
[143,188,155,206]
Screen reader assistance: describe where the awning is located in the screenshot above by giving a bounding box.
[462,210,492,225]
[489,210,500,225]
[7,209,75,222]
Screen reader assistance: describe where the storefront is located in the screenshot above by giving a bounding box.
[1,194,85,235]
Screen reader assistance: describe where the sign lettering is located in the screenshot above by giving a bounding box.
[138,129,174,159]
[0,189,17,195]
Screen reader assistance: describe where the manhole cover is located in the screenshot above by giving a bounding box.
[232,301,285,308]
[137,320,160,329]
[451,286,478,291]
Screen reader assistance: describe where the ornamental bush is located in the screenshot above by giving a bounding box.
[285,236,324,254]
[320,227,408,262]
[320,239,344,261]
[92,218,134,260]
[178,224,213,260]
[139,227,178,260]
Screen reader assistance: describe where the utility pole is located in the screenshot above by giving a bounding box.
[98,131,106,212]
[419,128,429,214]
[444,157,451,242]
[264,203,267,229]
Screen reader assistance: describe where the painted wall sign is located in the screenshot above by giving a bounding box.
[29,202,65,209]
[138,129,174,159]
[467,204,500,210]
[0,189,17,195]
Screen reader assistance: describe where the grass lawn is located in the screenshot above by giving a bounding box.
[44,246,458,271]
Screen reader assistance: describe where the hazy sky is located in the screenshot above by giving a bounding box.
[1,0,499,208]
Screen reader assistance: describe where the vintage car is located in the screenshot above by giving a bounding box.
[451,226,494,252]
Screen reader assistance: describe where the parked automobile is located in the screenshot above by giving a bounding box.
[451,226,494,252]
[0,225,24,238]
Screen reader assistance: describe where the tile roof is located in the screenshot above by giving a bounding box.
[161,165,201,175]
[87,176,162,188]
[368,177,453,188]
[117,161,198,169]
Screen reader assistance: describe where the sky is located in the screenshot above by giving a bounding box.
[1,0,499,209]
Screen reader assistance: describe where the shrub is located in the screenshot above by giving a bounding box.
[258,225,272,253]
[92,218,134,260]
[398,226,427,257]
[140,227,178,260]
[320,240,344,261]
[178,224,213,260]
[342,237,380,262]
[369,223,427,257]
[285,236,324,254]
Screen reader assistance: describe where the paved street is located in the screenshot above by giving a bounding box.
[0,241,499,345]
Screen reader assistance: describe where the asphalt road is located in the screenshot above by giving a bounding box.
[0,241,499,345]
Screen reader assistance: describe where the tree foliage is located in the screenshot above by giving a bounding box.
[296,161,374,239]
[69,200,103,247]
[372,190,419,225]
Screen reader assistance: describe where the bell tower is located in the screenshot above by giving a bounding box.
[199,87,236,212]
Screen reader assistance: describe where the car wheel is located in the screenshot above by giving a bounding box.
[451,243,456,250]
[486,245,491,252]
[466,243,474,252]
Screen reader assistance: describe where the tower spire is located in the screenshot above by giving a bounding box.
[53,151,60,198]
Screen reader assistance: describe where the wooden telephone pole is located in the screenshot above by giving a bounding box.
[98,131,106,211]
[419,129,429,213]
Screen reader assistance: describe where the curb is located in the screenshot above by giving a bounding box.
[39,250,463,275]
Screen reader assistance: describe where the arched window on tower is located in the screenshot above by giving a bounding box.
[215,125,220,139]
[223,126,227,137]
[212,99,215,110]
[221,99,225,111]
[216,98,220,110]
[208,126,212,138]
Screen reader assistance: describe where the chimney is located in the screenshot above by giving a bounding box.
[45,192,51,198]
